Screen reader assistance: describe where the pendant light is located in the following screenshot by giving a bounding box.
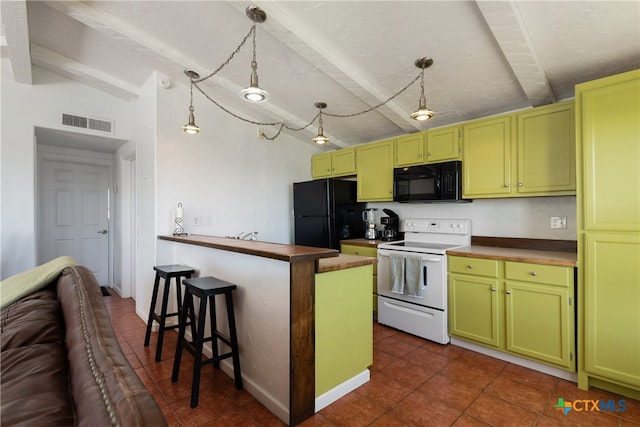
[312,102,329,145]
[410,57,435,121]
[239,6,269,102]
[182,70,201,134]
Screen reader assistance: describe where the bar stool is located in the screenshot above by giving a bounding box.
[144,264,195,362]
[171,276,242,408]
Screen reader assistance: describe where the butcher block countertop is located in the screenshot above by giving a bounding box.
[158,234,338,263]
[446,246,577,267]
[317,254,377,273]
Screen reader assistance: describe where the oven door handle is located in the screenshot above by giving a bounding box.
[421,257,442,288]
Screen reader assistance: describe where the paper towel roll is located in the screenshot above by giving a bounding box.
[174,203,185,235]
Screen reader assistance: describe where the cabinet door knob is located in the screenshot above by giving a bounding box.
[530,271,537,276]
[518,182,523,187]
[504,183,510,188]
[418,153,423,158]
[506,290,512,295]
[466,265,473,269]
[491,287,496,292]
[427,152,431,156]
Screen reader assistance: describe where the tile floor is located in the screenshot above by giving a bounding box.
[104,293,640,426]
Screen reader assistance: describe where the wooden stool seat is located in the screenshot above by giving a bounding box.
[172,276,242,408]
[144,264,195,362]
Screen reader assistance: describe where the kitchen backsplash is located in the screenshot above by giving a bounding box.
[369,196,577,240]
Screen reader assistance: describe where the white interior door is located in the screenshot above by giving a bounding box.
[39,158,111,285]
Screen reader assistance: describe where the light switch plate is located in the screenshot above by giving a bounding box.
[550,216,567,229]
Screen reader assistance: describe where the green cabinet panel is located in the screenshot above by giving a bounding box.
[516,101,576,195]
[341,244,378,313]
[315,265,373,396]
[312,149,357,179]
[462,115,513,198]
[426,125,461,162]
[577,70,640,398]
[395,133,426,166]
[583,233,640,388]
[579,74,640,232]
[448,255,575,371]
[311,152,332,179]
[356,139,394,202]
[448,272,501,348]
[505,281,574,369]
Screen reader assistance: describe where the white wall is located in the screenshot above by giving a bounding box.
[370,196,577,240]
[0,60,133,279]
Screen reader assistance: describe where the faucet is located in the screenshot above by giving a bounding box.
[237,231,259,241]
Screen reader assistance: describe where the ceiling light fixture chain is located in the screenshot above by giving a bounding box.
[181,5,436,142]
[323,72,422,118]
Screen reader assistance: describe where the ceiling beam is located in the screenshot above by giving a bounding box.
[43,1,336,146]
[476,0,556,106]
[0,0,33,84]
[239,1,420,134]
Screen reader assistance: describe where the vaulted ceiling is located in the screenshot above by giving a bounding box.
[2,1,639,149]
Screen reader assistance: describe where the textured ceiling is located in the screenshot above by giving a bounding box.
[2,1,639,151]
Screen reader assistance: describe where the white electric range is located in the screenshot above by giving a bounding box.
[377,218,471,344]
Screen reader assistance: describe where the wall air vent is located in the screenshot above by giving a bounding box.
[61,113,114,134]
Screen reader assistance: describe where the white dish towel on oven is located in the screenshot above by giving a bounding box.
[390,254,405,294]
[405,255,424,298]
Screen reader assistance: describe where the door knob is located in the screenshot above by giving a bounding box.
[98,229,108,234]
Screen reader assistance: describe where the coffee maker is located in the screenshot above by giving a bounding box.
[361,208,378,240]
[380,208,400,241]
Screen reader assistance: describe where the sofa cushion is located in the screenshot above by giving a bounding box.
[1,343,75,426]
[58,266,167,427]
[0,285,64,351]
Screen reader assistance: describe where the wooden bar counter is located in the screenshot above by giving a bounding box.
[157,235,373,425]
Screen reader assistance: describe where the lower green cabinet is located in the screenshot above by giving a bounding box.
[340,243,378,314]
[448,255,575,371]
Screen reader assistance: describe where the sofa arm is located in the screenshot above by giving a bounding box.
[58,266,167,427]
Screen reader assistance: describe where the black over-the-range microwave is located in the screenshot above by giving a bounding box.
[393,160,470,203]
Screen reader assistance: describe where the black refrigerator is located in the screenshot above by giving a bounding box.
[293,179,365,249]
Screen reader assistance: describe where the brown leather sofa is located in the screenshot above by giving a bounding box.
[1,265,167,426]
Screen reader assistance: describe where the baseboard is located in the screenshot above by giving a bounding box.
[450,337,578,383]
[315,370,370,412]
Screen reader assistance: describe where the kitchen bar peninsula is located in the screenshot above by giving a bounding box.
[157,234,375,425]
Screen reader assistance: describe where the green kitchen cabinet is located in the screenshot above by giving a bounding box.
[448,255,576,371]
[340,243,378,314]
[504,261,575,370]
[356,139,394,202]
[311,148,357,179]
[448,256,502,348]
[516,101,576,195]
[462,115,514,198]
[426,124,461,163]
[576,69,640,398]
[395,132,426,167]
[315,264,373,397]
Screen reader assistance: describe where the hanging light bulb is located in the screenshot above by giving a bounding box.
[182,70,201,134]
[240,6,269,102]
[410,57,435,121]
[312,102,329,145]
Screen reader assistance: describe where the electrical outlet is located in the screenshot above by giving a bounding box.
[192,215,203,226]
[550,216,567,229]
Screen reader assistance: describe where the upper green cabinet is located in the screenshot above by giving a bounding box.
[462,115,514,198]
[395,133,426,167]
[516,101,576,195]
[311,148,356,179]
[356,139,394,202]
[462,101,576,199]
[426,125,461,163]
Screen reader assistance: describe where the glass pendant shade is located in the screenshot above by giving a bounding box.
[312,127,329,145]
[182,107,200,134]
[410,95,435,121]
[240,62,269,102]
